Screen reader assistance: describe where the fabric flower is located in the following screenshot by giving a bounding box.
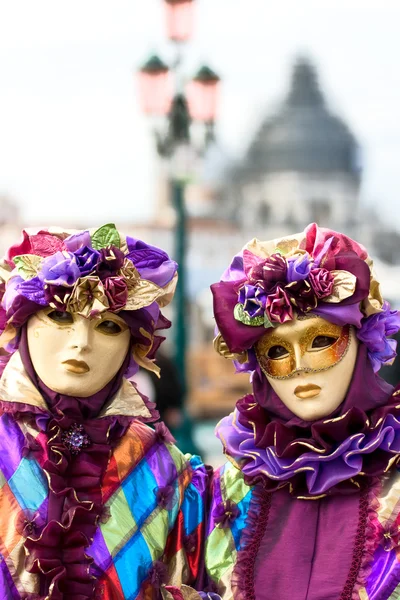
[126,237,177,287]
[43,284,72,310]
[68,276,109,317]
[73,246,100,276]
[213,499,239,528]
[15,509,44,538]
[39,252,80,286]
[238,283,267,318]
[96,246,125,280]
[103,277,128,312]
[308,267,334,299]
[287,253,312,283]
[148,560,168,589]
[154,421,176,444]
[285,279,318,313]
[357,302,400,372]
[381,521,400,552]
[155,485,175,510]
[247,252,287,291]
[265,286,293,324]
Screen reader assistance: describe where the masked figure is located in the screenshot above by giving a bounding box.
[0,225,208,600]
[202,224,400,600]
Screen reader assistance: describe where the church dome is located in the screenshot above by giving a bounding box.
[244,58,361,177]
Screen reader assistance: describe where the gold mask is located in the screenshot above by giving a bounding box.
[255,321,351,379]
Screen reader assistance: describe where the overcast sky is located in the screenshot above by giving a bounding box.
[0,0,399,228]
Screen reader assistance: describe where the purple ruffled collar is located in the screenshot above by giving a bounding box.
[216,393,400,498]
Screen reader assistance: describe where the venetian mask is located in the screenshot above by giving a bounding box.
[27,309,131,397]
[255,314,358,421]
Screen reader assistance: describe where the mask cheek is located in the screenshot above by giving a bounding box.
[260,355,295,378]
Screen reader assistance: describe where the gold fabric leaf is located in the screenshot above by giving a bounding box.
[213,333,248,363]
[0,259,13,284]
[13,254,42,280]
[324,270,356,303]
[361,257,384,317]
[125,273,177,311]
[245,232,304,259]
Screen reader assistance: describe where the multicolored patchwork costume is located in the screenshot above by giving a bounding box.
[0,350,208,599]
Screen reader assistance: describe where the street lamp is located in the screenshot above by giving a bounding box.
[137,0,220,442]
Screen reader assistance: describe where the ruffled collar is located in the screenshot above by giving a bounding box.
[216,391,400,499]
[0,350,156,422]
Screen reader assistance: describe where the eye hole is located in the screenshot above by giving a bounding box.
[311,335,338,350]
[96,320,123,335]
[47,310,73,324]
[267,345,289,360]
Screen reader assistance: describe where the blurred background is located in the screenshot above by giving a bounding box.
[1,0,400,464]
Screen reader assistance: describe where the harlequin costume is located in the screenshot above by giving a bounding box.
[201,224,400,600]
[0,225,208,600]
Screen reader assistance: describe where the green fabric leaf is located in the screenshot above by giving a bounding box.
[263,313,274,329]
[233,303,264,327]
[13,254,43,280]
[91,223,120,250]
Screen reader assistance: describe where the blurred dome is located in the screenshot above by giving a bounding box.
[244,57,361,177]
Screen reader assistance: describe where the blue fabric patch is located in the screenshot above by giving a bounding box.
[122,458,157,528]
[8,458,47,511]
[181,482,202,536]
[114,530,153,599]
[231,490,253,550]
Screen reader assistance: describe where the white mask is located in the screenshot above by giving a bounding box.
[27,309,131,397]
[255,315,358,421]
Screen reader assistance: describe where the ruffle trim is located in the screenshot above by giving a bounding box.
[231,485,272,600]
[216,394,400,498]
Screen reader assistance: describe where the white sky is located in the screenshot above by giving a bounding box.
[0,0,399,228]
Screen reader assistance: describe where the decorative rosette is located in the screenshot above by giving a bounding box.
[0,223,178,375]
[211,222,400,373]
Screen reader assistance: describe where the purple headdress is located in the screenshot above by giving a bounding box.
[211,223,400,374]
[0,224,178,378]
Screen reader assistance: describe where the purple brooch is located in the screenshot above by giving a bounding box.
[62,423,91,455]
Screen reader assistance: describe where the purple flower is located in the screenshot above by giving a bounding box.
[213,499,239,528]
[287,253,312,283]
[285,279,318,313]
[103,277,128,312]
[43,284,72,310]
[39,251,80,286]
[265,286,294,324]
[154,422,176,444]
[381,521,400,552]
[64,230,91,252]
[308,267,334,299]
[248,253,287,291]
[73,245,100,276]
[96,246,125,280]
[155,485,175,510]
[357,302,400,372]
[148,560,168,589]
[238,283,267,317]
[126,237,177,287]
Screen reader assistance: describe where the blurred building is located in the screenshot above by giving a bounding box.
[128,56,400,418]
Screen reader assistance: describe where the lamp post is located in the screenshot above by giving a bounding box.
[137,0,220,426]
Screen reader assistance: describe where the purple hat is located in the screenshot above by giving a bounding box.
[0,223,178,376]
[211,223,400,373]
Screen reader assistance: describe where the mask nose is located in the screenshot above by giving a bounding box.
[69,318,92,352]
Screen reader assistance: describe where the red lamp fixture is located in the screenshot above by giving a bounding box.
[164,0,195,42]
[187,65,220,123]
[138,54,172,116]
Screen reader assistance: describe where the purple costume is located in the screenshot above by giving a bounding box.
[199,224,400,600]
